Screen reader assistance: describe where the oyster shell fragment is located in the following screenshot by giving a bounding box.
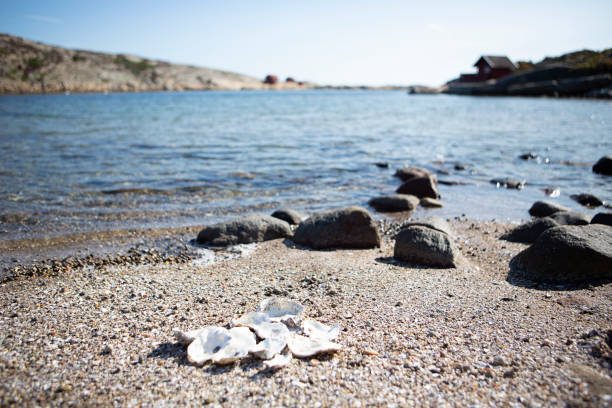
[264,352,292,369]
[257,297,304,324]
[302,319,340,341]
[249,337,287,360]
[232,311,290,340]
[286,333,341,358]
[187,326,256,366]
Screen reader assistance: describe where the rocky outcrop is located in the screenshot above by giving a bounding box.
[510,224,612,283]
[368,194,419,212]
[196,214,292,246]
[0,34,314,94]
[292,207,380,249]
[592,156,612,175]
[445,49,612,99]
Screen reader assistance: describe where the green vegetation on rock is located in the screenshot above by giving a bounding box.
[113,55,154,76]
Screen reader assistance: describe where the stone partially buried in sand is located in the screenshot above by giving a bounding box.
[292,206,380,249]
[511,224,612,283]
[548,211,591,226]
[394,225,459,268]
[501,218,560,244]
[420,197,444,208]
[368,194,419,212]
[401,216,453,237]
[196,214,292,246]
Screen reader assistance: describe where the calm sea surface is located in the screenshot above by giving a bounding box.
[0,90,610,240]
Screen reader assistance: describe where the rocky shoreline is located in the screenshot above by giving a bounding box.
[1,158,611,406]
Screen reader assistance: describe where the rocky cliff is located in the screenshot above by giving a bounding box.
[444,48,612,98]
[0,33,312,94]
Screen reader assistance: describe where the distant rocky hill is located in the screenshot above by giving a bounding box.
[444,48,612,98]
[0,33,313,94]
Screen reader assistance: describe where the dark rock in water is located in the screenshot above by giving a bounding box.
[501,218,559,243]
[549,211,591,226]
[394,166,432,182]
[454,164,465,171]
[368,194,419,213]
[401,216,453,236]
[292,206,380,249]
[420,197,444,208]
[518,153,539,160]
[197,214,292,246]
[394,226,459,267]
[592,155,612,175]
[438,180,468,186]
[271,208,305,225]
[510,224,612,283]
[528,200,570,217]
[490,178,525,190]
[374,162,389,168]
[396,175,439,199]
[570,193,604,208]
[591,212,612,227]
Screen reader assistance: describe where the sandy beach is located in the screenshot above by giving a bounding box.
[1,217,610,407]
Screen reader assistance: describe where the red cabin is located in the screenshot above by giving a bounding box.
[460,56,516,82]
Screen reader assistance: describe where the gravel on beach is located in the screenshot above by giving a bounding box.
[1,219,611,407]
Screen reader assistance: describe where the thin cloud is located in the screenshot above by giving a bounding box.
[26,15,63,24]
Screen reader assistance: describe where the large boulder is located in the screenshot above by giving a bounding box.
[271,208,305,225]
[368,194,419,212]
[549,211,591,226]
[394,166,431,182]
[592,155,612,175]
[501,218,559,243]
[197,214,292,246]
[591,212,612,227]
[528,200,570,217]
[510,224,612,283]
[292,206,380,249]
[396,175,439,199]
[394,226,459,268]
[401,216,453,236]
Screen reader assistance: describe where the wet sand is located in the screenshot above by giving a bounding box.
[1,218,611,407]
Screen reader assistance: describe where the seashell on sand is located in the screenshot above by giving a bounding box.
[232,311,290,340]
[249,337,287,360]
[264,352,292,369]
[286,333,341,358]
[257,297,304,324]
[302,319,340,341]
[187,326,256,366]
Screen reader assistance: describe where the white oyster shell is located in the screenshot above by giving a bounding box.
[257,297,304,324]
[173,328,209,346]
[249,337,287,360]
[286,333,341,358]
[187,326,256,366]
[264,352,292,369]
[232,311,289,340]
[302,319,340,341]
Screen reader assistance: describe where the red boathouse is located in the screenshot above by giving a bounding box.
[460,56,516,82]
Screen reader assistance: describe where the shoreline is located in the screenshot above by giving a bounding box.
[1,216,611,406]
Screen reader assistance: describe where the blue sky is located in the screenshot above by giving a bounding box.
[1,0,611,86]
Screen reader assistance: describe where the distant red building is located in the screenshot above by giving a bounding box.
[460,56,516,82]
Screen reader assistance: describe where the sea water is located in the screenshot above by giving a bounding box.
[0,90,610,239]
